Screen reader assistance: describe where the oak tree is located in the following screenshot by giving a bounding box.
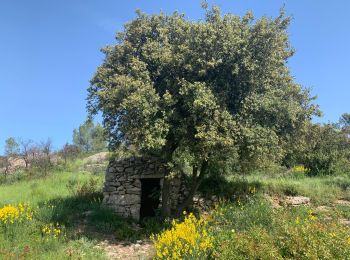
[88,7,318,216]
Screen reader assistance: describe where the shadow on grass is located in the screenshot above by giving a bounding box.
[36,175,283,245]
[198,175,264,201]
[38,193,167,244]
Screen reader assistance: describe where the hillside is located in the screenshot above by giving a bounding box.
[1,155,350,259]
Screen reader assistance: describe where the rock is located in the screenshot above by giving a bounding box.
[118,176,126,182]
[324,216,333,221]
[109,195,126,205]
[340,218,350,225]
[105,174,115,182]
[128,188,141,195]
[115,166,124,172]
[316,205,332,212]
[335,199,350,206]
[103,186,116,192]
[125,167,134,173]
[133,179,141,188]
[116,186,125,192]
[264,194,282,209]
[284,196,310,206]
[130,205,141,221]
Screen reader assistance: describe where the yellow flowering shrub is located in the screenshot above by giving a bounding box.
[0,203,33,225]
[248,186,256,194]
[151,213,213,260]
[292,165,307,174]
[41,223,63,240]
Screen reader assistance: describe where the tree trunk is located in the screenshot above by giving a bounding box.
[176,160,208,214]
[23,156,28,169]
[160,140,178,218]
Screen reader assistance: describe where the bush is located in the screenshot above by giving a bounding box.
[275,213,350,259]
[215,227,281,260]
[0,203,64,244]
[151,213,213,259]
[199,175,262,200]
[210,202,350,260]
[66,177,101,198]
[210,200,274,234]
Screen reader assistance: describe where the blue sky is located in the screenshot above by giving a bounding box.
[0,0,349,154]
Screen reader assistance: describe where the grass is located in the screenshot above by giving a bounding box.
[200,169,350,206]
[0,171,108,259]
[0,171,102,205]
[0,167,167,259]
[208,198,350,259]
[246,172,350,205]
[152,194,350,259]
[1,162,350,259]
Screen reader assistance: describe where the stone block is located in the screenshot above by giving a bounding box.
[115,166,124,172]
[103,186,116,192]
[109,194,127,206]
[116,186,125,192]
[133,179,141,188]
[118,176,126,182]
[130,205,141,221]
[125,167,134,173]
[125,194,141,205]
[128,187,141,195]
[105,174,115,182]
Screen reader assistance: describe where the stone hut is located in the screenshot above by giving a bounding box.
[103,156,186,221]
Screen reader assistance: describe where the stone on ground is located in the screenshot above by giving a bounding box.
[284,196,310,206]
[335,199,350,206]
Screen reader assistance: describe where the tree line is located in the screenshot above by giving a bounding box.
[0,120,107,177]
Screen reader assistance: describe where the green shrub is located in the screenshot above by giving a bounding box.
[276,217,350,259]
[66,177,102,199]
[199,175,262,200]
[210,202,350,260]
[210,199,274,234]
[214,227,281,260]
[327,176,350,191]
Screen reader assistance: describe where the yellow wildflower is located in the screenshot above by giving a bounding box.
[151,213,213,259]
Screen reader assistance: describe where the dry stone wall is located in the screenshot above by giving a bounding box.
[103,156,186,221]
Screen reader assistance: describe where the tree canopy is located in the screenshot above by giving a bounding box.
[87,7,319,215]
[72,120,107,153]
[4,137,20,157]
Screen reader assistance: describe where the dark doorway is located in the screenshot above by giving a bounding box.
[140,178,161,220]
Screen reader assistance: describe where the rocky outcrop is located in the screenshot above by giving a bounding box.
[284,196,310,206]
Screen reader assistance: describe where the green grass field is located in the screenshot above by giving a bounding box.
[1,166,350,259]
[0,171,108,259]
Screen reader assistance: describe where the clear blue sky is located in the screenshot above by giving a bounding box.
[1,0,349,154]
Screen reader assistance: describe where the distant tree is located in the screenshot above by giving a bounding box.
[301,123,350,176]
[5,137,19,157]
[0,156,10,178]
[58,143,81,166]
[72,120,107,153]
[41,138,53,164]
[87,7,318,216]
[19,139,34,169]
[339,113,350,135]
[31,138,53,176]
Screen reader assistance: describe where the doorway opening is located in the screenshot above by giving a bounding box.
[140,178,161,220]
